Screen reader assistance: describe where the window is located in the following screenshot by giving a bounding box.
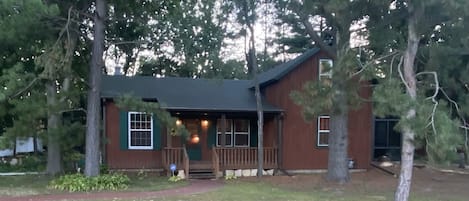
[319,59,333,85]
[373,118,401,160]
[217,119,233,146]
[217,119,250,147]
[317,115,330,147]
[128,112,153,149]
[234,120,249,146]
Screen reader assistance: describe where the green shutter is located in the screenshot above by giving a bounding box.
[207,119,217,148]
[153,115,161,150]
[250,119,258,147]
[119,111,128,150]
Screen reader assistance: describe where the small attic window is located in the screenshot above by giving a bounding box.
[319,59,333,84]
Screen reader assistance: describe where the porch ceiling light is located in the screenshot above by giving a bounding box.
[191,134,200,144]
[201,120,209,127]
[176,119,182,126]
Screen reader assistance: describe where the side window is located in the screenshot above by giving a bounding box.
[317,115,330,147]
[128,112,153,149]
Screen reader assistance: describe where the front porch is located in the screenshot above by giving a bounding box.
[160,113,282,178]
[162,146,278,179]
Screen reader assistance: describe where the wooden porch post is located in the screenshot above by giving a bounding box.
[220,114,226,147]
[166,127,172,148]
[277,113,284,170]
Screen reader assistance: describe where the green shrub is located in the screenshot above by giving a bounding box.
[0,154,46,172]
[100,164,109,174]
[168,175,183,182]
[49,173,130,192]
[225,174,237,180]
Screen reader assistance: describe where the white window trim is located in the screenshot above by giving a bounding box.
[319,59,333,80]
[317,115,330,147]
[128,111,153,150]
[216,119,250,147]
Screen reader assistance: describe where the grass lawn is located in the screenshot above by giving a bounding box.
[0,173,187,197]
[1,167,468,201]
[125,175,188,192]
[0,174,53,196]
[107,180,462,201]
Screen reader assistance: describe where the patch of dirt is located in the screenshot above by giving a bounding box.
[252,166,469,200]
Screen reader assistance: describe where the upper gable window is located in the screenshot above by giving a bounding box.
[319,59,333,85]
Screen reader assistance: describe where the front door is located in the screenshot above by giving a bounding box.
[184,119,202,160]
[186,143,202,160]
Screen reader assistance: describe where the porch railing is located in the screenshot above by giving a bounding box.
[214,147,278,169]
[212,148,220,178]
[162,147,189,178]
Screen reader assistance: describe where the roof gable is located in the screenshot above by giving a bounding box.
[256,48,320,87]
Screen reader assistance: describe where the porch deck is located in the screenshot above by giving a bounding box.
[189,160,212,170]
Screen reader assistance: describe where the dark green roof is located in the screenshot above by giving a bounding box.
[101,75,282,113]
[256,48,320,87]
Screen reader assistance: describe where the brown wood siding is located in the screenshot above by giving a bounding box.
[106,109,278,168]
[348,84,373,169]
[264,50,372,170]
[105,101,163,169]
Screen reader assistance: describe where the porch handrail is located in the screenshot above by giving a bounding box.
[182,145,189,179]
[214,147,278,169]
[212,147,220,179]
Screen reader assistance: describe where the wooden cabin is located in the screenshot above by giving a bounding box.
[101,48,373,178]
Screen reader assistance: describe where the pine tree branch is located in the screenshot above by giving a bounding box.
[109,40,152,46]
[352,51,399,78]
[397,55,410,91]
[301,18,337,60]
[440,88,469,150]
[389,52,402,79]
[416,72,439,139]
[8,78,39,99]
[59,108,87,114]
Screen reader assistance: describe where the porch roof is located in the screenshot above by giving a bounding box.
[101,75,283,113]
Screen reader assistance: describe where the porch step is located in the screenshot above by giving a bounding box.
[189,169,216,179]
[189,161,212,170]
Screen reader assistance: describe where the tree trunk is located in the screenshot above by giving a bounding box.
[85,0,106,177]
[244,14,264,178]
[247,43,264,177]
[46,81,62,175]
[327,89,349,183]
[394,3,420,201]
[254,69,264,178]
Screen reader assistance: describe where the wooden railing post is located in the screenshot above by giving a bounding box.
[182,145,189,179]
[212,147,220,179]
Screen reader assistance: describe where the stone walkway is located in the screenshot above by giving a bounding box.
[0,179,223,201]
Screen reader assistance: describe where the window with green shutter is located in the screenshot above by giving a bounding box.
[120,111,162,150]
